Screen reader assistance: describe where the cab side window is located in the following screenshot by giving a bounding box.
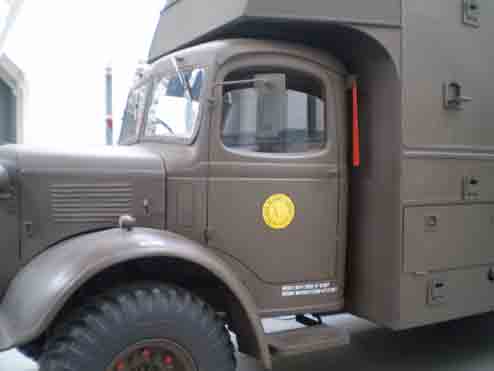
[221,69,326,154]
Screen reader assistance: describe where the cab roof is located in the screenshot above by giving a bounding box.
[149,0,401,63]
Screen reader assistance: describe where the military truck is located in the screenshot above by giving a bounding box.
[1,0,493,370]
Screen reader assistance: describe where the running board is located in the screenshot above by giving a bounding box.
[267,324,350,358]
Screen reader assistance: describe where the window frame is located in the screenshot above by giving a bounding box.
[221,82,327,155]
[161,0,181,13]
[214,56,336,162]
[118,81,152,146]
[140,66,207,146]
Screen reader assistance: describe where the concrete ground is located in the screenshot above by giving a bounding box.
[1,313,493,371]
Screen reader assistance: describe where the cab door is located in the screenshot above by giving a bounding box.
[207,54,345,286]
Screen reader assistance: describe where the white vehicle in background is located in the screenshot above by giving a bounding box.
[0,0,25,145]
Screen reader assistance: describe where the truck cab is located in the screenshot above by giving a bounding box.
[121,40,348,316]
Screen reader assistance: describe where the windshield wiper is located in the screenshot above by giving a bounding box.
[153,118,175,135]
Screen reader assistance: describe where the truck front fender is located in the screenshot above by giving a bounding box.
[0,228,271,369]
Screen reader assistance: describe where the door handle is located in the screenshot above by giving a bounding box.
[443,81,473,110]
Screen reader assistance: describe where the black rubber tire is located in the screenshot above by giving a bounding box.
[38,283,236,371]
[17,343,42,362]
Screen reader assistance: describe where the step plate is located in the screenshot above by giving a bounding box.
[267,324,350,357]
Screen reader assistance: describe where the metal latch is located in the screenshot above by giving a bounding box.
[428,278,448,305]
[488,268,494,283]
[425,215,439,232]
[444,81,473,110]
[463,176,481,201]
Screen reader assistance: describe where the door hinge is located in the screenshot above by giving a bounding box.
[204,228,214,244]
[0,192,13,200]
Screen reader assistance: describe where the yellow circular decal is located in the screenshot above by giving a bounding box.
[262,194,296,230]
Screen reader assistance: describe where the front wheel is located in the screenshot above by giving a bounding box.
[39,283,236,371]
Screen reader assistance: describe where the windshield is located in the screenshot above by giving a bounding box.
[119,84,149,144]
[144,68,204,142]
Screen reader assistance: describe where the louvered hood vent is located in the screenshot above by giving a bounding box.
[51,183,133,224]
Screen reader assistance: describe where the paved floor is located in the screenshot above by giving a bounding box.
[1,313,493,371]
[0,350,36,371]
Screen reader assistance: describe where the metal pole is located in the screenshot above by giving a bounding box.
[0,0,24,55]
[105,65,113,146]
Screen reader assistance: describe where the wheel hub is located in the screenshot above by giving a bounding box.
[107,339,197,371]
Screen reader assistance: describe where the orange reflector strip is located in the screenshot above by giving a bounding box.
[352,80,360,168]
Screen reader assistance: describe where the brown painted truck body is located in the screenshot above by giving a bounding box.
[0,1,493,368]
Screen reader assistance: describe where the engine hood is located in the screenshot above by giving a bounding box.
[1,144,166,263]
[12,144,163,174]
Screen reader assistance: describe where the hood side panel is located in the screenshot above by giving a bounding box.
[15,145,166,262]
